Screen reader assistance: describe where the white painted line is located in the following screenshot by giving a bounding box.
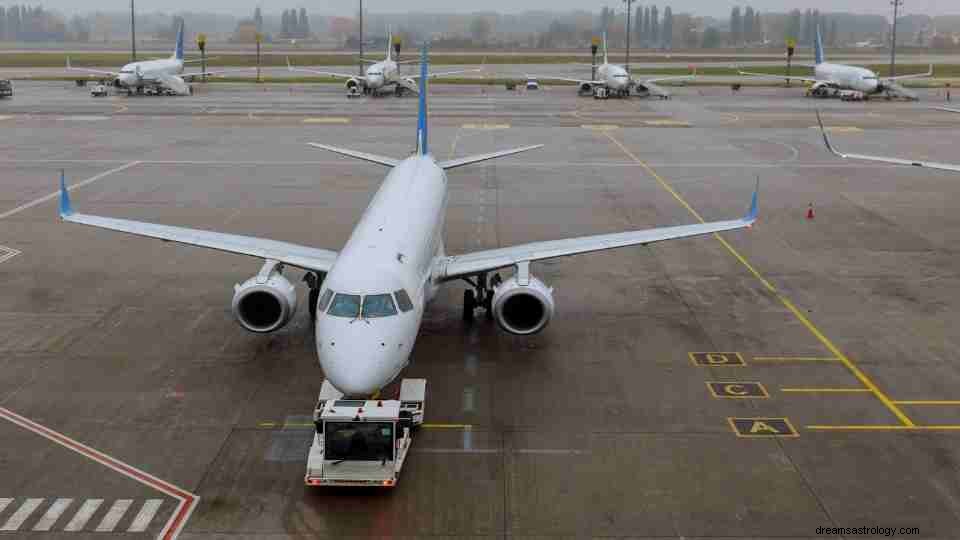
[32,497,73,531]
[0,246,21,264]
[0,407,199,540]
[302,117,351,124]
[0,161,140,221]
[808,125,863,133]
[1,498,43,531]
[64,499,103,532]
[96,499,133,532]
[581,124,619,131]
[128,499,163,533]
[0,116,13,121]
[0,498,11,514]
[58,115,111,122]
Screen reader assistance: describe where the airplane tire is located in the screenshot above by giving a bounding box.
[463,290,476,322]
[308,288,320,323]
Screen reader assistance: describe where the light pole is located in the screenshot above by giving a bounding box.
[623,0,635,75]
[890,0,903,78]
[130,0,136,62]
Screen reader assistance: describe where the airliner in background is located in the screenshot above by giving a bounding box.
[817,111,959,173]
[67,22,248,96]
[534,34,695,99]
[59,46,758,397]
[740,26,931,101]
[287,31,477,97]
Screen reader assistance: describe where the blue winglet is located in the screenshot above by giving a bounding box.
[745,178,759,222]
[59,170,73,217]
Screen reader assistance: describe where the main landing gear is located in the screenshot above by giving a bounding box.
[462,272,502,322]
[304,271,327,322]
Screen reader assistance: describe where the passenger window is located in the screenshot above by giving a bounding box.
[362,294,398,318]
[318,289,333,312]
[328,294,361,318]
[394,289,414,312]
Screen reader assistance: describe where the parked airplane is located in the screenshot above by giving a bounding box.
[533,34,694,99]
[67,22,246,96]
[816,111,959,172]
[59,46,758,397]
[740,26,931,101]
[287,31,476,97]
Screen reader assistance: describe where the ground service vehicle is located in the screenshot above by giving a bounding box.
[306,379,426,487]
[0,80,12,98]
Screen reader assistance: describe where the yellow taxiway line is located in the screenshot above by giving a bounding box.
[602,131,916,428]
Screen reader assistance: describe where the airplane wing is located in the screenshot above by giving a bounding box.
[536,76,602,86]
[886,64,933,81]
[287,57,361,80]
[438,182,758,280]
[738,69,822,84]
[66,58,117,77]
[816,110,960,173]
[410,68,482,80]
[57,174,338,273]
[181,68,254,81]
[934,107,960,114]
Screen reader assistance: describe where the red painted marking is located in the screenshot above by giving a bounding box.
[0,406,199,540]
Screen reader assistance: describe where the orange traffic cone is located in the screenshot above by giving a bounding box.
[806,203,815,220]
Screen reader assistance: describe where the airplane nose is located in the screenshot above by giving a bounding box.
[316,320,410,397]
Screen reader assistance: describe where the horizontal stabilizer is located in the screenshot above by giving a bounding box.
[438,144,544,170]
[307,143,399,168]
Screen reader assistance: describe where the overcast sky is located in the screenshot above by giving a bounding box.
[10,1,955,19]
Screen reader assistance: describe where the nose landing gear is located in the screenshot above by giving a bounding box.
[304,271,327,323]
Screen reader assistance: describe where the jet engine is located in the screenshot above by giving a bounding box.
[579,82,594,94]
[491,275,555,335]
[345,78,362,96]
[232,261,298,333]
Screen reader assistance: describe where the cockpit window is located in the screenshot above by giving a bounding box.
[317,289,333,312]
[120,70,134,74]
[328,293,361,318]
[394,289,414,312]
[362,294,398,318]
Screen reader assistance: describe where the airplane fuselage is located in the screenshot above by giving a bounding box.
[117,58,185,89]
[813,62,880,94]
[314,155,447,395]
[597,63,631,91]
[365,59,403,91]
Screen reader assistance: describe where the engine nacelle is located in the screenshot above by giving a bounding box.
[232,263,298,333]
[345,78,362,96]
[579,82,594,94]
[491,275,555,335]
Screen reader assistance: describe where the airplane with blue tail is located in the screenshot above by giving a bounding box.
[67,22,250,96]
[58,45,758,397]
[740,25,931,101]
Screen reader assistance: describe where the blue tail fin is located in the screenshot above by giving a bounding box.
[416,45,428,156]
[814,24,824,65]
[174,20,184,61]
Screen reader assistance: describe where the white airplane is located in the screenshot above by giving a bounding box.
[534,34,694,99]
[288,31,476,97]
[740,26,931,101]
[59,47,758,397]
[67,22,246,96]
[816,110,959,173]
